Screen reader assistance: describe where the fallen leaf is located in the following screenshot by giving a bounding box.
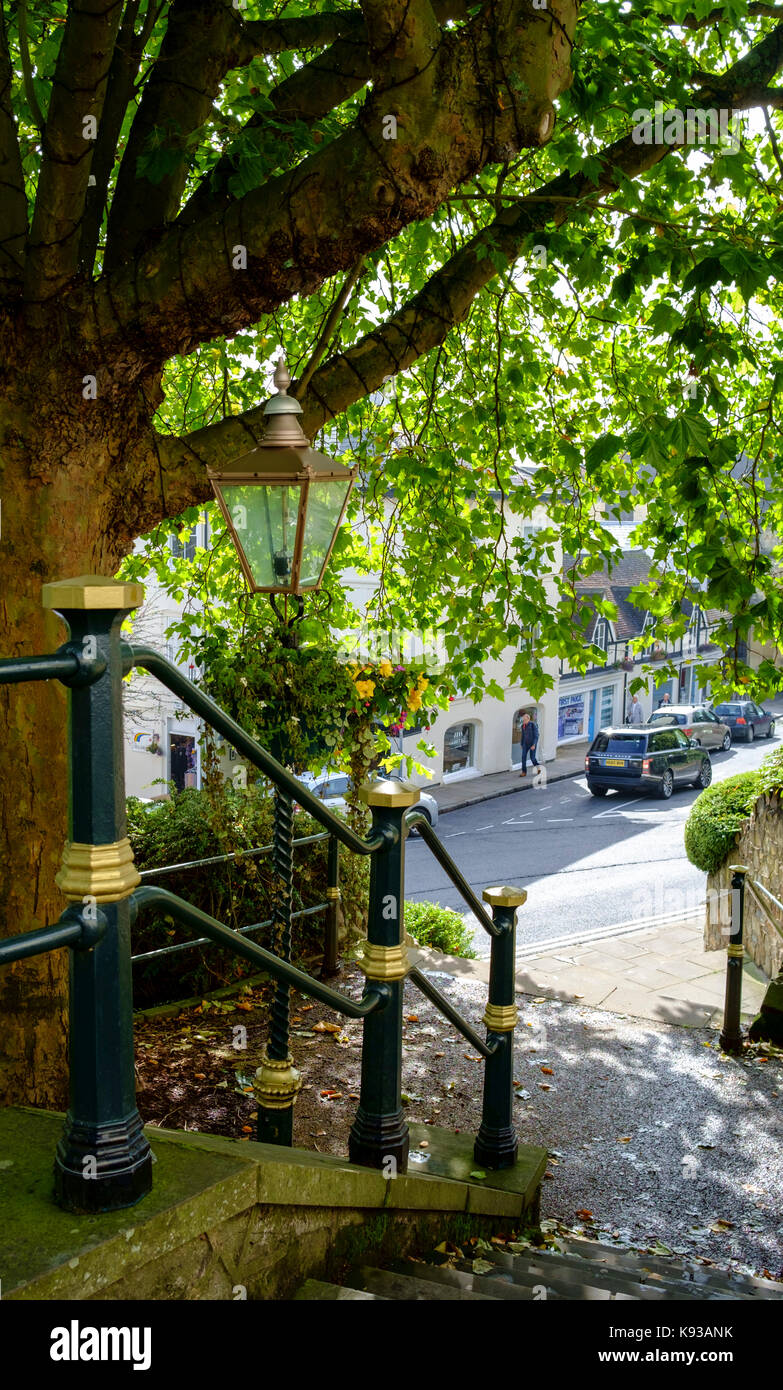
[473,1258,494,1273]
[469,1170,486,1180]
[406,1014,419,1022]
[194,1073,206,1080]
[618,1137,631,1143]
[313,1021,342,1034]
[541,1066,554,1075]
[710,1219,734,1232]
[576,1209,593,1219]
[418,1140,429,1149]
[538,1083,551,1091]
[235,1002,252,1013]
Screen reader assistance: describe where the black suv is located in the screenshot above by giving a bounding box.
[712,700,775,743]
[585,726,712,799]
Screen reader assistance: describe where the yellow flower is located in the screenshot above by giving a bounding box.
[408,689,422,712]
[416,675,429,693]
[378,659,393,678]
[355,679,376,699]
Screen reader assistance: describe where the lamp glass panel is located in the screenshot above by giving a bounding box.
[299,478,352,587]
[220,482,301,589]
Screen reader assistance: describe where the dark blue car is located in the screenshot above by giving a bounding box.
[712,700,775,743]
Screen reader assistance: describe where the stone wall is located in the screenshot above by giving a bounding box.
[704,791,783,980]
[4,1109,545,1302]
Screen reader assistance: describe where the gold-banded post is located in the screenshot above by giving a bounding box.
[44,576,152,1214]
[474,883,526,1169]
[349,780,419,1173]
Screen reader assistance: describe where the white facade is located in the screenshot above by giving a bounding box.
[123,521,208,799]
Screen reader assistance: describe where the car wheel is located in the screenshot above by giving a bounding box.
[721,731,731,751]
[694,759,712,789]
[588,783,608,797]
[657,768,674,799]
[747,725,754,743]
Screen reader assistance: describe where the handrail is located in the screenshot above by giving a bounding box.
[132,885,387,1018]
[0,650,81,685]
[744,878,783,941]
[405,809,500,937]
[408,966,497,1059]
[122,643,387,858]
[137,831,328,881]
[0,912,92,965]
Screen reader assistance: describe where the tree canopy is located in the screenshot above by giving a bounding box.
[96,0,783,704]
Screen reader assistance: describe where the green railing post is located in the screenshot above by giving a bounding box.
[321,836,341,979]
[42,577,152,1213]
[255,784,299,1145]
[720,864,747,1055]
[348,780,419,1175]
[474,885,526,1170]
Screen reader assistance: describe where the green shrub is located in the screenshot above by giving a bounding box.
[684,772,761,874]
[405,900,477,958]
[755,744,783,798]
[127,783,369,1006]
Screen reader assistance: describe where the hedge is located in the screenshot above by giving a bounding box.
[405,900,477,959]
[684,744,783,876]
[127,783,369,1006]
[683,772,761,874]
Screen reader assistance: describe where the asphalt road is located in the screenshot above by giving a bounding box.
[405,707,783,956]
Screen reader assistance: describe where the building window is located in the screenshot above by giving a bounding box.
[558,693,586,741]
[599,684,614,727]
[443,723,475,776]
[593,619,609,653]
[171,530,197,562]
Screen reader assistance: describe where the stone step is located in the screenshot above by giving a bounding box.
[295,1238,783,1303]
[348,1266,501,1301]
[293,1279,387,1300]
[466,1248,739,1301]
[556,1237,783,1299]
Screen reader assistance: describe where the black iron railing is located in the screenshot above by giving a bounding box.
[720,864,783,1054]
[0,576,527,1214]
[132,829,341,982]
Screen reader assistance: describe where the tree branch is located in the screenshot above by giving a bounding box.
[297,256,366,397]
[104,0,246,272]
[151,20,783,507]
[89,0,579,367]
[25,0,125,305]
[359,0,441,88]
[175,17,370,232]
[0,7,28,291]
[79,0,160,274]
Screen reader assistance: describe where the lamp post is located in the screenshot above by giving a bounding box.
[208,357,356,1147]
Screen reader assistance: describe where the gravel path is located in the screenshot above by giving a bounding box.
[291,965,783,1278]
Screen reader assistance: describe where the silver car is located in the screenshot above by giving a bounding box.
[646,703,731,751]
[298,770,439,830]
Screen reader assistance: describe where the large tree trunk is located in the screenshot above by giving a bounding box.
[0,363,146,1106]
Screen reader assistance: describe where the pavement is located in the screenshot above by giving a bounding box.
[411,912,769,1030]
[430,742,589,814]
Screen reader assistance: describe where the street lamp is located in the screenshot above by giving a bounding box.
[208,358,356,594]
[208,354,356,1149]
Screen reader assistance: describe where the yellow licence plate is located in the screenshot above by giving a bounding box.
[605,758,626,767]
